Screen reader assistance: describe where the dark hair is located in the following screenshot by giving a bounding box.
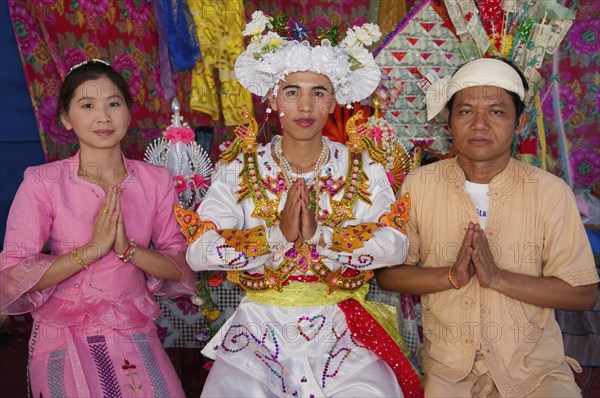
[446,57,529,125]
[56,60,133,117]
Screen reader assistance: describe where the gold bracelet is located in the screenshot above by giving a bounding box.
[448,265,460,289]
[72,248,88,270]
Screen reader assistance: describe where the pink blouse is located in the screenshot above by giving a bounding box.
[0,153,195,329]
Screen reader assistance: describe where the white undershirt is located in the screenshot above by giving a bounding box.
[465,180,490,353]
[465,181,489,230]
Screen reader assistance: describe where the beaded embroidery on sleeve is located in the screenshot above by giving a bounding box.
[174,206,217,244]
[377,193,411,234]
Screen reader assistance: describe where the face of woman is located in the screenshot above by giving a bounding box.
[61,76,131,152]
[270,71,336,144]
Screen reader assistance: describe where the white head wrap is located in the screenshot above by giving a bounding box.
[235,12,382,106]
[425,58,525,120]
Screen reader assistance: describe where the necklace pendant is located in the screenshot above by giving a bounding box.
[294,239,312,274]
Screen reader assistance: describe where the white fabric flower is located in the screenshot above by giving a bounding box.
[353,23,381,46]
[347,46,372,69]
[310,44,340,76]
[260,32,286,53]
[246,37,263,54]
[234,13,382,105]
[340,29,359,48]
[242,11,272,36]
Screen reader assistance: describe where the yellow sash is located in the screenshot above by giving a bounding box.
[245,282,410,355]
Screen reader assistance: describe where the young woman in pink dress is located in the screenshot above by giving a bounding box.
[0,60,194,397]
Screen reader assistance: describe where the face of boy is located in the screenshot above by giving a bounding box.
[270,71,336,144]
[447,85,523,170]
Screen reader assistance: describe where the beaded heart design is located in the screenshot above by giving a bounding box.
[221,324,251,353]
[297,315,326,342]
[321,347,352,387]
[254,351,287,393]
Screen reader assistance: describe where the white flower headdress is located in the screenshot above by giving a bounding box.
[234,11,382,106]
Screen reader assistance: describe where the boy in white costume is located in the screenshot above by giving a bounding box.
[184,11,423,398]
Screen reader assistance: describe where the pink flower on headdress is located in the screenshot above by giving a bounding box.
[191,174,210,190]
[79,0,109,16]
[10,3,41,56]
[569,19,600,55]
[173,175,187,193]
[164,127,195,144]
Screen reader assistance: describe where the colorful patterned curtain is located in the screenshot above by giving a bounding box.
[541,1,599,189]
[9,0,211,162]
[245,0,376,27]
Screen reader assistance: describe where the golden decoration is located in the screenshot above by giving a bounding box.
[386,140,412,194]
[251,198,281,226]
[219,225,270,257]
[174,205,217,243]
[220,109,259,163]
[330,222,377,252]
[263,266,285,292]
[346,110,371,153]
[328,200,357,225]
[377,193,411,234]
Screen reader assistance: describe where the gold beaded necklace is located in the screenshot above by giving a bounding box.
[79,169,126,191]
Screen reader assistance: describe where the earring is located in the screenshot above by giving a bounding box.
[279,111,285,117]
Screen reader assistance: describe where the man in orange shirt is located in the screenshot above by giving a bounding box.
[378,58,598,397]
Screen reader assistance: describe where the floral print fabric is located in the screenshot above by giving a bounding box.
[9,0,210,162]
[542,1,599,188]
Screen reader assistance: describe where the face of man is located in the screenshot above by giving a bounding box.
[447,85,524,176]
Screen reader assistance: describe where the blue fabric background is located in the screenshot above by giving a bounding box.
[0,2,44,245]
